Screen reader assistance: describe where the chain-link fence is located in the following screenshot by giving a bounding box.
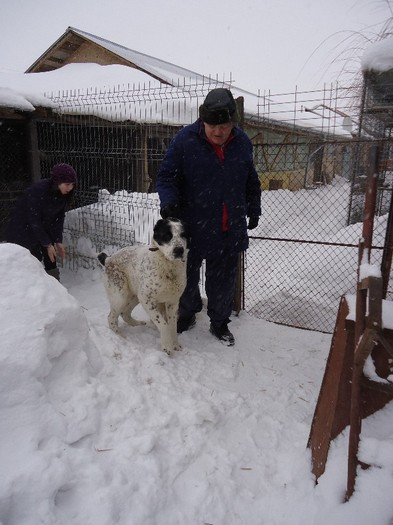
[245,138,392,332]
[245,182,389,333]
[1,81,392,334]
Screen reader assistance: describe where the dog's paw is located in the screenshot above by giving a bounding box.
[163,344,182,356]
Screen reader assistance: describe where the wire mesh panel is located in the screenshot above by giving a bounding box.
[38,85,393,332]
[36,119,181,196]
[2,80,393,333]
[62,190,161,271]
[244,152,389,332]
[243,81,393,330]
[246,238,361,333]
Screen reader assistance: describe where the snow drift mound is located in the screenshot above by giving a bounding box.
[0,243,103,525]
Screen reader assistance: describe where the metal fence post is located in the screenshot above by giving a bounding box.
[233,96,246,314]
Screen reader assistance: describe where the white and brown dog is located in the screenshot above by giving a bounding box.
[98,218,188,355]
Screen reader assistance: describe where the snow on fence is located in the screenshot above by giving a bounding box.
[62,190,161,270]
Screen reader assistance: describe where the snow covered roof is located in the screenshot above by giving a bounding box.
[0,27,354,137]
[27,27,207,84]
[26,26,257,98]
[361,36,393,73]
[1,25,259,121]
[0,63,260,125]
[0,63,355,138]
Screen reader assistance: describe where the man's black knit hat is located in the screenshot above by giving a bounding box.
[199,88,238,125]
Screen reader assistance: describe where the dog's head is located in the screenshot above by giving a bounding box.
[152,218,189,262]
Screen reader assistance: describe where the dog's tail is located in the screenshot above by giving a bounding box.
[97,252,108,266]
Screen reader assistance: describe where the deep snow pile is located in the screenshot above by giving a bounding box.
[0,244,103,524]
[1,243,393,525]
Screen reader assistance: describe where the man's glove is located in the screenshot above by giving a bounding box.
[160,203,181,219]
[247,216,259,230]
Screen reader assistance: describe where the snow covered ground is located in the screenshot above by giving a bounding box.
[1,243,393,525]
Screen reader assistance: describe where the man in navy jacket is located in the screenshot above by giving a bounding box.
[156,88,261,346]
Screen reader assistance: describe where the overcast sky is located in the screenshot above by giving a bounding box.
[0,0,391,94]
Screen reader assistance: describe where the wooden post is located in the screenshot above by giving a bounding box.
[355,145,379,345]
[347,145,379,497]
[346,276,383,499]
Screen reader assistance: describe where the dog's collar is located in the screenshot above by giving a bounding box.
[149,247,159,251]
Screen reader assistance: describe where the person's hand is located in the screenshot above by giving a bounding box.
[160,203,180,219]
[55,243,66,258]
[247,216,259,230]
[47,244,57,263]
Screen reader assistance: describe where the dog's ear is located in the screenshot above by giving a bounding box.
[97,252,108,266]
[153,218,165,238]
[154,219,165,228]
[153,218,172,246]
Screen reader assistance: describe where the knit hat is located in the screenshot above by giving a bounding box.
[199,88,238,124]
[50,163,77,185]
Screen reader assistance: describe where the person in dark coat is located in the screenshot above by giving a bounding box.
[6,163,77,281]
[156,88,261,345]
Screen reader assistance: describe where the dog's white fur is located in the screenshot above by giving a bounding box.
[98,218,188,355]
